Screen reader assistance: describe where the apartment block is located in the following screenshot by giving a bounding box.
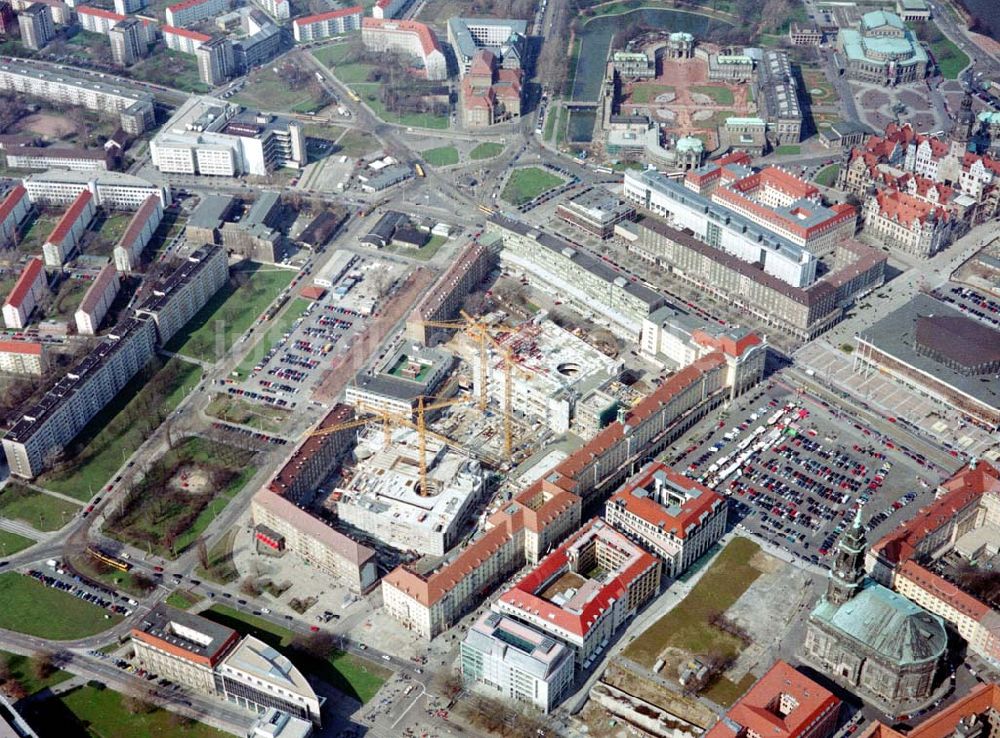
[447,17,527,76]
[5,146,111,172]
[361,18,447,81]
[291,5,360,42]
[114,194,162,273]
[556,188,636,239]
[195,36,234,86]
[2,316,157,477]
[461,611,575,713]
[18,3,53,49]
[0,340,46,375]
[2,258,46,330]
[22,170,168,209]
[110,17,149,66]
[78,5,125,34]
[134,245,227,345]
[487,214,668,337]
[75,263,119,335]
[372,0,408,18]
[114,0,146,14]
[43,189,95,267]
[166,0,227,27]
[256,0,287,19]
[163,24,212,54]
[0,184,31,245]
[0,63,156,134]
[605,461,727,579]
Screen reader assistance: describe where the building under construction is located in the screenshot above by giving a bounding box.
[331,427,487,556]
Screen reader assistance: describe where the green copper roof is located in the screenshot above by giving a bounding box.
[979,111,1000,124]
[862,10,905,30]
[676,136,704,152]
[811,579,947,666]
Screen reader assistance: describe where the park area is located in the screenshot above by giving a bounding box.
[165,265,293,363]
[815,164,840,187]
[205,394,291,433]
[422,145,459,167]
[38,357,202,500]
[0,573,121,639]
[106,437,256,559]
[0,529,35,556]
[203,606,391,704]
[623,537,764,704]
[0,482,81,532]
[501,167,565,206]
[234,61,328,114]
[469,142,505,160]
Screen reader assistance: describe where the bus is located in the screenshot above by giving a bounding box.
[414,163,425,178]
[88,548,131,572]
[347,89,361,103]
[478,203,494,215]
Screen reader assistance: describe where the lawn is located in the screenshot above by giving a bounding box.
[469,142,505,160]
[690,85,735,105]
[107,437,256,559]
[0,482,82,532]
[233,297,312,378]
[386,234,447,262]
[15,212,60,254]
[501,167,565,206]
[165,589,203,610]
[775,145,802,155]
[915,22,970,80]
[354,85,448,129]
[130,50,209,94]
[205,394,291,433]
[312,44,376,84]
[234,66,325,113]
[38,357,202,500]
[693,110,737,129]
[335,129,380,157]
[196,527,239,584]
[543,105,559,142]
[304,123,347,142]
[165,265,294,363]
[422,146,459,167]
[203,606,390,703]
[623,537,762,668]
[69,552,156,598]
[630,84,676,104]
[49,279,91,320]
[815,164,840,187]
[0,573,121,639]
[0,529,35,556]
[95,211,132,243]
[0,649,71,696]
[26,685,229,738]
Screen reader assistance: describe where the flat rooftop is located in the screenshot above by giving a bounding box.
[132,603,238,663]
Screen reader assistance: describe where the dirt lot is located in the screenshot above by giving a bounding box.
[13,113,76,139]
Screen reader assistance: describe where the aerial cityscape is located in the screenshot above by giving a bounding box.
[0,0,997,736]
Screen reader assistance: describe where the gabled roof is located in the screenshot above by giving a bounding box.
[5,258,44,309]
[162,24,212,42]
[361,17,442,57]
[46,190,93,246]
[0,184,28,224]
[0,340,43,355]
[77,263,118,316]
[293,5,362,26]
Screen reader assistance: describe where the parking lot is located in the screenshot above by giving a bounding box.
[932,283,1000,330]
[228,254,408,407]
[25,562,135,618]
[667,382,935,569]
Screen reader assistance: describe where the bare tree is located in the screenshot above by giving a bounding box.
[29,652,56,682]
[196,538,210,571]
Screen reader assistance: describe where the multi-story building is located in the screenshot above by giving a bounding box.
[163,24,212,54]
[861,188,955,257]
[256,0,287,20]
[868,461,1000,665]
[0,340,46,375]
[837,11,927,86]
[857,683,1000,738]
[757,50,803,145]
[17,3,53,49]
[896,0,931,20]
[460,611,576,714]
[556,188,636,239]
[114,0,146,14]
[0,1,15,35]
[150,97,306,177]
[2,315,157,477]
[74,263,119,335]
[42,189,95,267]
[23,170,167,209]
[165,0,227,27]
[495,518,661,667]
[195,36,234,86]
[134,245,227,345]
[231,9,281,75]
[291,5,361,42]
[2,257,46,330]
[361,18,447,81]
[724,116,768,156]
[707,52,755,81]
[488,214,668,337]
[5,146,111,172]
[131,603,242,694]
[78,5,125,34]
[216,636,323,725]
[219,190,283,263]
[605,462,727,579]
[789,23,823,45]
[624,169,820,287]
[109,17,149,66]
[0,63,156,134]
[447,17,527,76]
[0,184,31,245]
[345,344,453,418]
[372,0,408,19]
[854,293,1000,428]
[114,194,162,273]
[705,661,841,738]
[610,50,655,79]
[404,241,495,345]
[460,49,522,128]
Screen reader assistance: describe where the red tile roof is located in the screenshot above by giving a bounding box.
[78,5,125,20]
[0,184,27,224]
[362,17,441,57]
[78,263,118,316]
[857,683,1000,738]
[300,285,326,301]
[162,24,212,42]
[871,188,949,226]
[897,559,989,620]
[5,258,45,309]
[705,660,840,738]
[608,462,724,540]
[0,340,42,355]
[46,190,93,247]
[167,0,212,13]
[293,5,361,26]
[119,195,160,254]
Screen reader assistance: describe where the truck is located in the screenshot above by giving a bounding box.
[46,559,58,569]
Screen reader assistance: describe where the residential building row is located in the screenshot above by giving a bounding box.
[42,189,94,267]
[115,194,163,273]
[2,257,46,330]
[166,0,228,27]
[75,263,119,336]
[360,18,447,81]
[22,170,168,210]
[292,5,361,42]
[0,339,47,375]
[3,145,114,172]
